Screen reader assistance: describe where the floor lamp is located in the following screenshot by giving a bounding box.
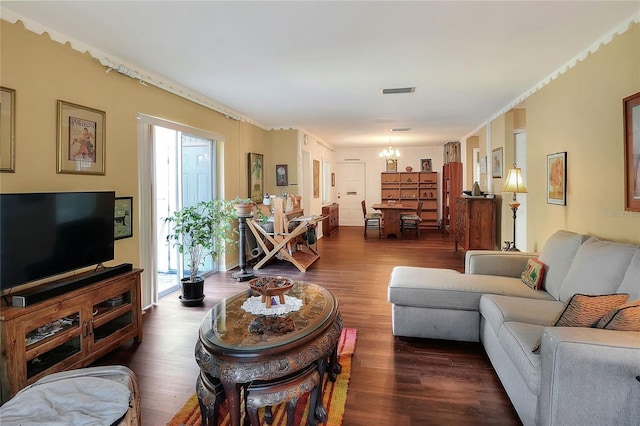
[502,164,528,251]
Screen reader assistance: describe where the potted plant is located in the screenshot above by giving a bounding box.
[164,199,238,305]
[233,197,254,216]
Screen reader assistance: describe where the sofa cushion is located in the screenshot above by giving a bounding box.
[388,266,553,311]
[596,299,640,331]
[531,293,630,353]
[498,321,545,395]
[617,248,640,300]
[559,237,636,302]
[554,293,630,327]
[480,294,563,337]
[521,258,545,290]
[538,230,588,300]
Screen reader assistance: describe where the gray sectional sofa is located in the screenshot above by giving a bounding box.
[387,230,640,426]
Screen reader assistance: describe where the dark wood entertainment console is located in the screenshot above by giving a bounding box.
[0,269,143,403]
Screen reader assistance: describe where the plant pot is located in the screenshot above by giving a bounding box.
[179,276,205,306]
[234,203,253,216]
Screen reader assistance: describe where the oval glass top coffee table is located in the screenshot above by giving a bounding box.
[195,281,343,426]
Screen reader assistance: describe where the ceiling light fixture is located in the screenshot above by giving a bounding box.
[390,127,411,132]
[381,87,416,94]
[379,145,400,160]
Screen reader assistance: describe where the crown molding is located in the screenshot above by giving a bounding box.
[1,8,267,129]
[462,12,640,141]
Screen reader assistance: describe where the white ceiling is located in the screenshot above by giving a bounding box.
[2,1,639,148]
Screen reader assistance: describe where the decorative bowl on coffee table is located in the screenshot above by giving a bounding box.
[248,276,294,308]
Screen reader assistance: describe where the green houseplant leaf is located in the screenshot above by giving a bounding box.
[164,199,238,282]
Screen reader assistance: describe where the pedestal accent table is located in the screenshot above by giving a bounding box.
[231,213,255,282]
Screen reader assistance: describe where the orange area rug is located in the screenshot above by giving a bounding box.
[168,328,357,425]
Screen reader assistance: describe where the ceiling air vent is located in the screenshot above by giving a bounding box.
[381,87,416,94]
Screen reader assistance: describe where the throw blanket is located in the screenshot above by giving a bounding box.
[0,376,131,426]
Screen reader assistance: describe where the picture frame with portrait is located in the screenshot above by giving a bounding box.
[420,158,432,172]
[57,100,106,175]
[276,164,288,186]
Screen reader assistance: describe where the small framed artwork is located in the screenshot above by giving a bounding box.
[0,87,16,172]
[313,159,320,198]
[624,91,640,211]
[420,158,432,172]
[114,196,133,240]
[276,164,288,186]
[492,147,503,178]
[248,152,264,203]
[331,172,335,187]
[57,100,106,175]
[386,159,398,172]
[547,152,567,205]
[479,156,487,174]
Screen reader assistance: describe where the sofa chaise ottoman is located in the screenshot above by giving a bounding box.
[388,230,640,426]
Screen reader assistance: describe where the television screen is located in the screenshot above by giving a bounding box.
[0,191,115,291]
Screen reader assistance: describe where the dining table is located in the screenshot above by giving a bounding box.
[371,203,417,238]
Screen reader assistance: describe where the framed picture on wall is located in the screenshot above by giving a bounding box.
[480,156,487,174]
[276,164,288,186]
[114,196,133,240]
[248,152,264,203]
[624,91,640,212]
[57,100,106,175]
[547,152,567,205]
[0,87,16,172]
[313,159,320,198]
[420,158,432,172]
[386,159,398,172]
[492,147,503,178]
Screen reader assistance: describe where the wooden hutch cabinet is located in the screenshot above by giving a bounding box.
[322,203,339,236]
[381,171,439,229]
[441,162,463,233]
[0,270,143,403]
[454,197,497,252]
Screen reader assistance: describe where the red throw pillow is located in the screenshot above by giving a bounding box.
[521,258,545,290]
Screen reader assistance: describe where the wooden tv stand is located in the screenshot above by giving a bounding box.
[0,269,143,403]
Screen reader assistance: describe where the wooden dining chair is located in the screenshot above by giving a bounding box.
[361,200,382,239]
[400,201,423,239]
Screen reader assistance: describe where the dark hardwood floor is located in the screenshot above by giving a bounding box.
[97,227,521,425]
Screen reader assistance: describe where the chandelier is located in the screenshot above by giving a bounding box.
[379,146,400,160]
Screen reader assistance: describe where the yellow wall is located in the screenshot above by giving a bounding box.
[526,23,640,250]
[0,21,288,277]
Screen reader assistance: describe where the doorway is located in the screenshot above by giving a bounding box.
[137,114,222,308]
[336,162,366,226]
[155,127,217,298]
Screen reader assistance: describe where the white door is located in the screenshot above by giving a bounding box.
[336,162,365,226]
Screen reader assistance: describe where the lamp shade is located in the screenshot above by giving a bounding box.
[503,166,528,193]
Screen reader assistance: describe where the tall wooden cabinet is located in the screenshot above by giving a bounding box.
[381,171,439,229]
[441,162,463,233]
[0,270,143,402]
[454,197,497,252]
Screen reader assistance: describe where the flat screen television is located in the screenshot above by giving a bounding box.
[1,191,115,291]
